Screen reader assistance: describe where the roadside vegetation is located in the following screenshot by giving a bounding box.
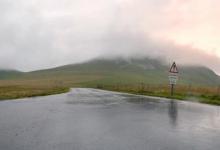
[93,83,220,105]
[0,73,219,107]
[0,76,220,106]
[0,74,104,100]
[0,79,69,100]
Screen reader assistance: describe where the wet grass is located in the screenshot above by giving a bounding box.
[0,73,106,100]
[94,84,220,105]
[0,79,69,100]
[0,88,69,100]
[199,95,220,105]
[0,85,69,100]
[0,77,220,106]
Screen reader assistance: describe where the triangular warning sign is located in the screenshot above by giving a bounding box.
[169,62,178,73]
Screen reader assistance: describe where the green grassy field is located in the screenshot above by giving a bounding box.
[0,76,219,105]
[95,84,220,105]
[0,79,68,100]
[0,73,105,100]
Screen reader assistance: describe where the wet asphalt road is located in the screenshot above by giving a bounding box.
[0,88,220,150]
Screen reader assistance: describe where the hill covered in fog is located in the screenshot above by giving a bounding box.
[1,57,219,87]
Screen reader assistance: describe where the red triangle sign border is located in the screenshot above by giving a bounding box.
[169,62,178,73]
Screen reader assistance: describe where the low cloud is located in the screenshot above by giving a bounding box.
[0,0,219,74]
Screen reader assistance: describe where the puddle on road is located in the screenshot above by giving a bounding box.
[66,88,168,106]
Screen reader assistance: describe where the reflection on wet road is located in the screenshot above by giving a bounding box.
[0,88,220,150]
[169,100,178,126]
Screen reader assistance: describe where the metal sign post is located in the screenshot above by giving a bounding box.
[169,62,179,96]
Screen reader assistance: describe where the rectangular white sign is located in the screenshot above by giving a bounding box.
[169,75,178,85]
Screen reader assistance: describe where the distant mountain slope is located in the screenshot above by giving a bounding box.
[0,70,23,80]
[0,58,219,86]
[25,58,220,86]
[180,66,220,86]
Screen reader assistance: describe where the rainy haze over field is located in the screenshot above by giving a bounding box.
[0,0,220,74]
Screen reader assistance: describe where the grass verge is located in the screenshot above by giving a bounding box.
[0,86,70,100]
[0,78,220,106]
[94,84,220,106]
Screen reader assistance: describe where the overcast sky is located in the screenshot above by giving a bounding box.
[0,0,220,74]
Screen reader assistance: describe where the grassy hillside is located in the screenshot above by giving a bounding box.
[0,70,23,79]
[0,58,219,102]
[23,58,220,86]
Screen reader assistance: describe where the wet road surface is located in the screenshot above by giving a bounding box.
[0,88,220,150]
